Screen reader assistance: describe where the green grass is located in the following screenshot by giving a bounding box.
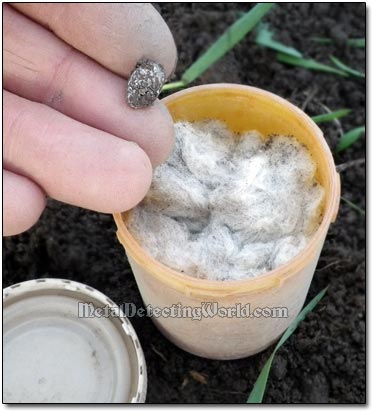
[311,109,351,124]
[330,56,365,78]
[163,3,275,91]
[341,197,365,215]
[347,38,366,48]
[311,37,365,48]
[247,287,328,403]
[336,126,365,152]
[277,53,348,77]
[255,23,302,57]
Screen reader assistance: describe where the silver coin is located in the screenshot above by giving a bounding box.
[127,59,166,109]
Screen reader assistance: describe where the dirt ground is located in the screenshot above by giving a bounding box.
[3,3,365,404]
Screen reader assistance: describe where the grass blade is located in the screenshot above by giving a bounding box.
[255,23,302,57]
[311,109,351,124]
[247,351,276,404]
[336,126,365,152]
[162,81,186,91]
[341,197,366,215]
[347,38,366,48]
[311,37,365,48]
[182,3,275,84]
[330,56,365,78]
[310,36,333,45]
[277,53,348,77]
[247,287,328,403]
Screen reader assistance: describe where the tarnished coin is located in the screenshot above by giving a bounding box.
[127,59,166,109]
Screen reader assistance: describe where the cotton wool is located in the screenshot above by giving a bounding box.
[128,120,325,281]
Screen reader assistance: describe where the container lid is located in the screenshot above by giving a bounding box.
[3,278,147,403]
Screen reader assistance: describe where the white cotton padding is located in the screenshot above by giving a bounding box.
[127,120,325,281]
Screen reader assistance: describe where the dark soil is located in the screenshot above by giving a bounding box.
[3,3,366,404]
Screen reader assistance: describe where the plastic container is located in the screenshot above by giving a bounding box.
[3,278,147,403]
[113,84,340,360]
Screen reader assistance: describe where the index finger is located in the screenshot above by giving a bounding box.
[11,3,177,78]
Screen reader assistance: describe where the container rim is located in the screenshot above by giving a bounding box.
[113,84,340,297]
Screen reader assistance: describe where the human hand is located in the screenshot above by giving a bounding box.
[3,3,177,236]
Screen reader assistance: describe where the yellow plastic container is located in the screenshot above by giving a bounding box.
[114,84,340,360]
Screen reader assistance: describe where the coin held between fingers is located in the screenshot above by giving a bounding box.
[127,59,166,109]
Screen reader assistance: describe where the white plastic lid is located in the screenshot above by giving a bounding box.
[3,278,147,403]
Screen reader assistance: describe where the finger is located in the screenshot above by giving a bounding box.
[4,91,153,213]
[3,169,46,236]
[11,3,177,78]
[4,5,174,166]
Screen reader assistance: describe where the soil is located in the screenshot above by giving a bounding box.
[3,3,366,404]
